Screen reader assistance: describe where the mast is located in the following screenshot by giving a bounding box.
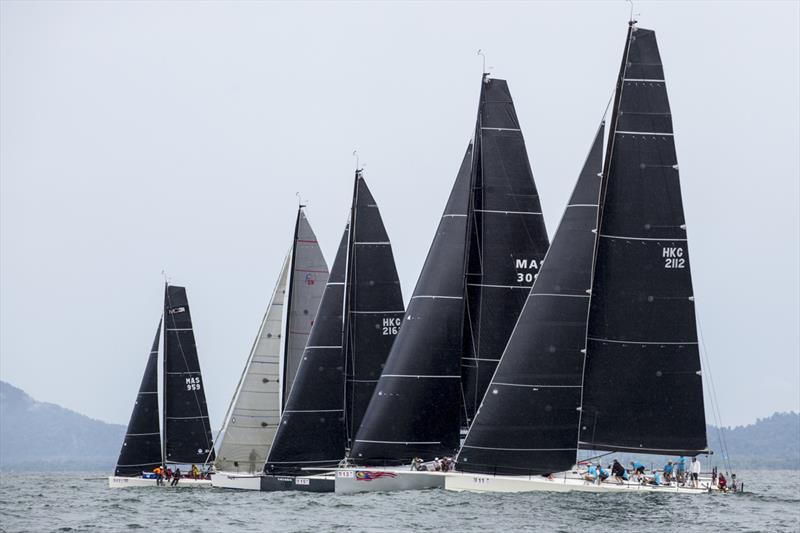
[281,208,302,402]
[578,23,707,455]
[342,170,359,452]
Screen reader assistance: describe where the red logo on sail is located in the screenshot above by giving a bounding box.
[305,273,316,286]
[354,471,398,482]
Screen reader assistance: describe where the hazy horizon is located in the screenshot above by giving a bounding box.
[2,1,798,432]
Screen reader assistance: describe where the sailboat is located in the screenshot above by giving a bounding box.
[446,22,718,494]
[211,207,329,490]
[259,169,405,492]
[109,284,215,488]
[336,75,550,494]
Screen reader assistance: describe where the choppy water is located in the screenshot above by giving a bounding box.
[1,470,798,532]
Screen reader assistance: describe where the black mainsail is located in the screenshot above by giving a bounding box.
[578,25,707,455]
[351,145,473,463]
[114,320,163,476]
[461,76,550,427]
[457,123,605,475]
[266,171,404,473]
[163,284,216,465]
[343,175,406,449]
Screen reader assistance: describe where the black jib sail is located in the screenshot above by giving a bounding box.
[461,76,551,427]
[457,123,605,475]
[578,25,707,455]
[265,228,349,473]
[351,145,473,463]
[114,320,163,476]
[343,174,406,449]
[163,285,216,465]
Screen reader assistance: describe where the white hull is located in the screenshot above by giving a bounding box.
[210,472,262,491]
[107,476,212,489]
[335,468,447,494]
[444,471,715,494]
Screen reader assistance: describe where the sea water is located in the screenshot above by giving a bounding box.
[1,470,798,532]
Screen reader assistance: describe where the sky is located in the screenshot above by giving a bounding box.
[1,1,798,431]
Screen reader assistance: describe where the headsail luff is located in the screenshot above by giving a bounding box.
[343,173,405,449]
[351,145,473,464]
[163,285,215,465]
[461,77,550,427]
[114,320,163,476]
[579,25,707,455]
[214,252,290,473]
[457,123,605,475]
[265,228,349,472]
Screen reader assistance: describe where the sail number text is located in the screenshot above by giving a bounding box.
[185,377,202,391]
[662,247,685,269]
[382,317,401,336]
[515,258,540,283]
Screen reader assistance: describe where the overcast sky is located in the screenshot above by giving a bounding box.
[2,1,798,431]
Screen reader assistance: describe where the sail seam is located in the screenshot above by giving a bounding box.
[587,336,697,345]
[600,233,687,242]
[473,209,542,215]
[615,130,673,136]
[530,293,590,298]
[355,439,441,445]
[493,382,582,388]
[382,374,461,379]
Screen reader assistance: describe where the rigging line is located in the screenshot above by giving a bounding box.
[165,288,214,466]
[697,314,733,475]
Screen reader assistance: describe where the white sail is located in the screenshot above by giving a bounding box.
[215,252,291,473]
[282,209,329,404]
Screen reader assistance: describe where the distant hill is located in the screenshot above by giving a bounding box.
[0,380,797,471]
[0,380,125,471]
[708,412,800,470]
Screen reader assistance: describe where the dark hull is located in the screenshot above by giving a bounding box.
[259,475,334,493]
